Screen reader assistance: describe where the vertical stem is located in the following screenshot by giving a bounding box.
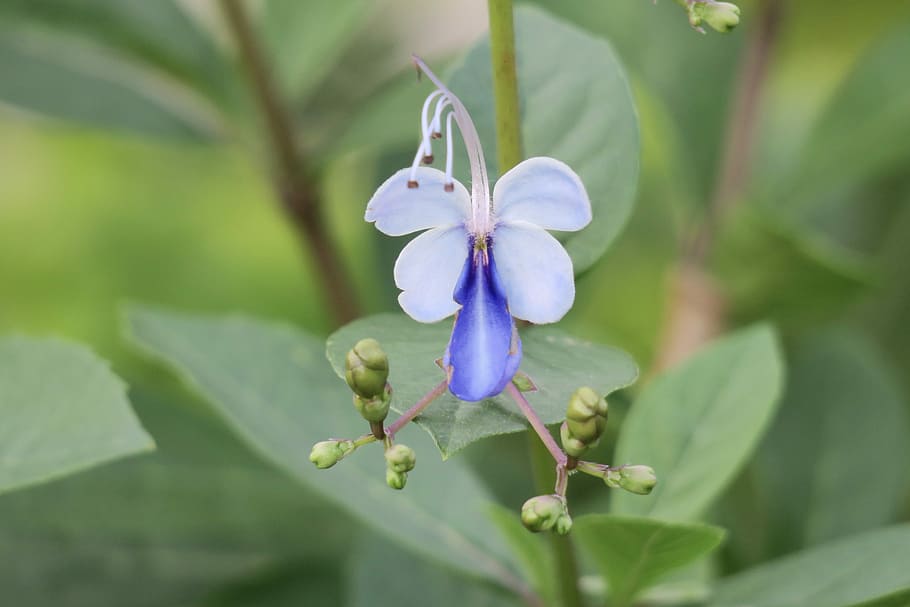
[654,0,783,370]
[487,3,582,606]
[487,0,523,171]
[530,441,584,607]
[220,0,360,326]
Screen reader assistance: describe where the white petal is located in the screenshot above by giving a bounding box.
[492,221,575,324]
[365,167,471,236]
[492,157,592,231]
[394,225,470,323]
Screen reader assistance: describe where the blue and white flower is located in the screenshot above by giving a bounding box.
[365,57,591,402]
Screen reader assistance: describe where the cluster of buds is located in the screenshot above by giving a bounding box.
[310,338,419,490]
[676,0,741,33]
[521,386,657,535]
[521,494,573,535]
[560,387,608,458]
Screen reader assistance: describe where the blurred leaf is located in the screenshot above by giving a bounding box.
[261,0,370,102]
[488,504,556,604]
[528,0,742,206]
[574,515,725,607]
[0,383,354,607]
[202,560,342,607]
[0,336,153,494]
[326,314,638,458]
[348,535,523,607]
[0,27,221,139]
[611,325,784,520]
[125,306,527,592]
[708,525,910,607]
[0,0,233,103]
[767,23,910,231]
[448,5,640,273]
[712,206,872,327]
[754,331,910,554]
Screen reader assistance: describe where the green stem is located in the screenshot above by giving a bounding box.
[487,0,523,172]
[530,440,584,607]
[219,0,360,326]
[487,5,582,606]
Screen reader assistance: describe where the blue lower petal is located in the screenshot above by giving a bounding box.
[445,239,522,402]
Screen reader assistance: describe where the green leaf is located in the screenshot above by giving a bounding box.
[711,207,873,327]
[573,515,725,607]
[348,536,523,607]
[326,314,638,458]
[0,27,221,139]
[124,306,526,592]
[770,25,910,220]
[448,5,640,272]
[754,331,910,553]
[487,504,556,604]
[261,0,370,102]
[0,384,355,607]
[611,325,784,520]
[0,0,234,104]
[0,336,154,494]
[708,525,910,607]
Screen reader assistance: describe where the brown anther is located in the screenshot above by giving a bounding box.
[444,182,454,192]
[431,132,442,140]
[422,154,434,164]
[407,180,419,189]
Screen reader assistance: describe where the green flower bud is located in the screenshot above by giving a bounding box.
[385,444,416,473]
[345,338,389,399]
[701,1,740,32]
[555,511,573,536]
[353,386,392,424]
[521,494,570,534]
[565,387,608,445]
[606,465,657,495]
[309,439,354,469]
[560,422,589,458]
[386,468,407,490]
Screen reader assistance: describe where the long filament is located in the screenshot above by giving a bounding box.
[412,55,491,236]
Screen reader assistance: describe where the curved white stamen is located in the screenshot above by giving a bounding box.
[413,55,491,236]
[445,110,455,187]
[420,90,445,160]
[430,97,451,137]
[408,145,424,185]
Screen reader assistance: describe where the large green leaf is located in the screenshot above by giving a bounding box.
[708,525,910,607]
[348,536,523,607]
[0,336,153,494]
[711,207,872,327]
[611,325,784,520]
[573,515,725,607]
[0,27,221,139]
[0,0,233,104]
[754,331,910,554]
[124,306,526,593]
[769,25,910,221]
[448,5,639,273]
[0,382,355,607]
[326,314,638,458]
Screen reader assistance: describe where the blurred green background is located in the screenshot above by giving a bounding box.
[1,0,909,605]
